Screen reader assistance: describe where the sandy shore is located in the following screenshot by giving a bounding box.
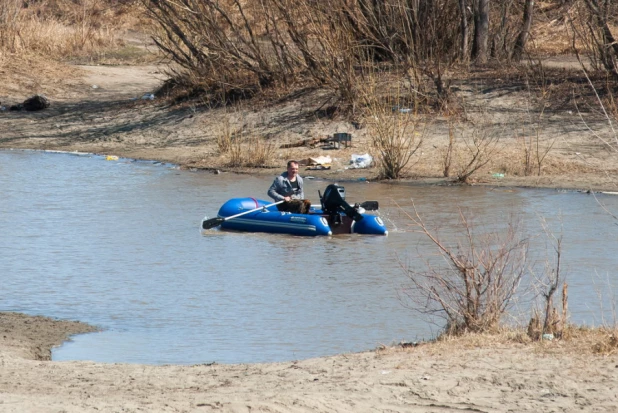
[1,62,618,194]
[0,312,616,412]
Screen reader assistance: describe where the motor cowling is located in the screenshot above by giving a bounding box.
[321,184,363,221]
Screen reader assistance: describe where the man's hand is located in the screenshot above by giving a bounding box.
[283,196,291,202]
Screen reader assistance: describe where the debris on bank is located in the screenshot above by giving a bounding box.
[8,95,50,112]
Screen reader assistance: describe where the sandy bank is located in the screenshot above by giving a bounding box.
[1,312,616,412]
[1,63,617,194]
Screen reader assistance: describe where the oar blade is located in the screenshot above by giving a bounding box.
[359,201,379,211]
[202,217,225,230]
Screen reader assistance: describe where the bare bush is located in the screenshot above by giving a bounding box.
[360,83,424,179]
[272,0,364,109]
[443,121,455,177]
[582,0,618,78]
[569,0,618,79]
[144,0,293,93]
[518,126,557,177]
[214,117,240,155]
[225,132,276,168]
[400,205,529,334]
[143,0,546,109]
[450,117,502,183]
[243,135,277,167]
[528,219,567,340]
[518,79,557,176]
[575,72,618,153]
[570,30,618,225]
[527,285,568,340]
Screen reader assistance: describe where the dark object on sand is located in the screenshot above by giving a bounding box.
[10,95,50,111]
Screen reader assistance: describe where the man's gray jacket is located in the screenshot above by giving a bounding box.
[267,172,304,201]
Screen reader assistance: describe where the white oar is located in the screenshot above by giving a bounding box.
[201,200,284,230]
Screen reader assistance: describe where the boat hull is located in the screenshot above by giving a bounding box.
[215,198,387,236]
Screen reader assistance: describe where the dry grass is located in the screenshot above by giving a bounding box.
[209,110,276,168]
[213,120,277,168]
[226,134,277,168]
[528,2,580,56]
[214,117,239,155]
[0,0,153,64]
[377,326,618,357]
[0,1,156,103]
[0,52,84,97]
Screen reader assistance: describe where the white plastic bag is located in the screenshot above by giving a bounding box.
[348,153,372,169]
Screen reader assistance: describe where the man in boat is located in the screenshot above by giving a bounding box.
[268,160,311,214]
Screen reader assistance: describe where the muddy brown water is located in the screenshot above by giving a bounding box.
[1,150,617,365]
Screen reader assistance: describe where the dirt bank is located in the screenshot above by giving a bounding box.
[1,312,616,412]
[1,62,617,193]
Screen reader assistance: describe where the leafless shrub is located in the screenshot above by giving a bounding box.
[574,72,618,153]
[443,121,456,177]
[227,134,243,167]
[226,132,276,168]
[568,0,618,79]
[400,205,529,335]
[527,285,568,341]
[360,83,424,179]
[449,116,502,183]
[144,0,369,105]
[518,79,557,176]
[519,127,557,177]
[215,117,240,155]
[520,131,534,177]
[569,70,618,220]
[144,0,539,110]
[569,31,618,222]
[244,135,277,167]
[273,0,365,110]
[145,0,291,93]
[527,219,567,340]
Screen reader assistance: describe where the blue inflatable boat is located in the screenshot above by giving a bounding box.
[202,184,388,237]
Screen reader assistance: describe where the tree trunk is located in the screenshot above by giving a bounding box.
[512,0,535,61]
[584,0,618,78]
[491,0,513,59]
[472,0,489,63]
[458,0,469,61]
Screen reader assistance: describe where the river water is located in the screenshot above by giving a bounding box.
[1,150,617,365]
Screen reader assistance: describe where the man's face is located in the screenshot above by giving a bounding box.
[287,163,299,177]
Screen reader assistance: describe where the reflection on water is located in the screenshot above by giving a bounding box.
[1,150,617,365]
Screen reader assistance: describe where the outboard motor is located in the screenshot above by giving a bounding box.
[321,184,363,221]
